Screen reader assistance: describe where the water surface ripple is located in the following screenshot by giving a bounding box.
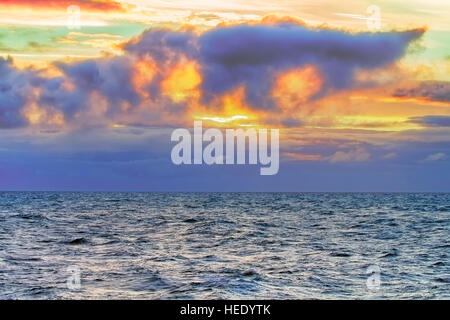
[0,192,448,299]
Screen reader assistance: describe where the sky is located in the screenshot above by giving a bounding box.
[0,0,449,191]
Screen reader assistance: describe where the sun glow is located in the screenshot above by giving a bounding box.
[162,61,202,103]
[199,115,248,123]
[330,115,423,132]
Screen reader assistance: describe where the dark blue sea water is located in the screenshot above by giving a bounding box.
[0,192,448,299]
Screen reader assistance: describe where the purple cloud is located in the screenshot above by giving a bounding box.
[198,23,424,108]
[410,115,450,127]
[394,81,450,103]
[0,22,425,129]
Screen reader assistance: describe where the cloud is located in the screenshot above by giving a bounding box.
[410,115,450,127]
[124,22,424,108]
[283,152,322,161]
[0,21,425,130]
[0,58,34,128]
[394,81,450,103]
[424,152,446,162]
[0,0,124,12]
[325,147,371,163]
[382,152,397,160]
[199,23,424,109]
[124,29,198,62]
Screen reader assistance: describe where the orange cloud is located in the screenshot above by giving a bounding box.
[161,60,202,103]
[0,0,124,12]
[190,86,268,128]
[132,58,157,98]
[272,65,323,111]
[283,152,322,161]
[22,103,65,127]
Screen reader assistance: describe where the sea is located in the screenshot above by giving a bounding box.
[0,192,448,299]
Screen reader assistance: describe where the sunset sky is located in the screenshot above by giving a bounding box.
[0,0,449,191]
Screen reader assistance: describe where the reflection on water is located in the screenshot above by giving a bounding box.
[0,192,449,299]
